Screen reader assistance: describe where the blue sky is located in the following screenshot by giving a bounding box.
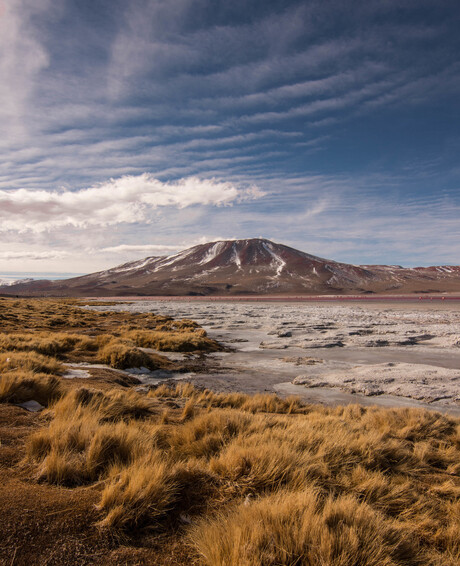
[0,0,459,273]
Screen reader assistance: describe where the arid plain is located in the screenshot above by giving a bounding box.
[1,297,459,565]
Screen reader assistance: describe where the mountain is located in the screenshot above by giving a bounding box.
[1,238,459,297]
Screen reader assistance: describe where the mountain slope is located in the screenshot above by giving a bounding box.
[1,238,459,296]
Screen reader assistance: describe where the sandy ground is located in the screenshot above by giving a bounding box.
[86,300,460,415]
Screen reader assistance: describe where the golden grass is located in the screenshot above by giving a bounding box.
[0,332,97,357]
[27,388,157,485]
[0,299,219,403]
[96,455,178,530]
[149,383,306,414]
[190,489,420,566]
[23,383,460,566]
[52,387,154,422]
[98,339,162,369]
[125,329,222,352]
[0,351,64,375]
[0,372,62,406]
[0,299,220,351]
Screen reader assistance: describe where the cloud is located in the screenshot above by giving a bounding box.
[0,0,50,133]
[0,250,69,260]
[0,1,459,269]
[100,244,180,254]
[0,174,264,232]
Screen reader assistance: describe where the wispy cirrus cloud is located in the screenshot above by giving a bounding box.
[0,0,50,134]
[0,0,460,271]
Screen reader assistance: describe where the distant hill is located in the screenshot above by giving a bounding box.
[1,238,459,296]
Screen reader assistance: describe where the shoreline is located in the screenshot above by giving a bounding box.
[85,294,460,302]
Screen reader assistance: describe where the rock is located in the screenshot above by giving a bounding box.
[349,329,373,336]
[308,340,345,348]
[259,342,288,349]
[281,356,323,365]
[292,375,329,387]
[292,375,310,385]
[397,337,419,346]
[365,340,390,347]
[17,400,44,412]
[277,330,292,337]
[361,386,384,396]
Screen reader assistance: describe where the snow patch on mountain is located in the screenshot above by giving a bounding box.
[199,241,226,265]
[231,243,242,269]
[150,249,192,271]
[0,278,30,286]
[262,241,286,277]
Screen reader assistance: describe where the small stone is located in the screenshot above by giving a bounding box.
[17,400,44,412]
[277,330,292,337]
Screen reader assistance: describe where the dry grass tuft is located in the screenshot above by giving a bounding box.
[0,372,62,406]
[125,329,221,352]
[190,489,421,566]
[181,398,196,421]
[52,387,154,422]
[26,388,158,485]
[98,339,160,369]
[0,351,64,375]
[0,332,96,357]
[96,455,178,531]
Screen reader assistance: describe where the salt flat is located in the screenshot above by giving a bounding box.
[87,300,460,415]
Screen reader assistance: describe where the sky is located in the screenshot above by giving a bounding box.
[1,0,459,275]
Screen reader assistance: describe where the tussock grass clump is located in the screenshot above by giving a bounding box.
[156,318,200,332]
[98,339,160,369]
[29,419,145,485]
[96,455,178,530]
[52,387,154,422]
[209,438,308,493]
[125,329,221,352]
[181,398,196,421]
[0,332,96,357]
[167,410,250,461]
[27,388,157,485]
[149,382,197,399]
[0,351,63,375]
[0,372,62,406]
[190,489,421,566]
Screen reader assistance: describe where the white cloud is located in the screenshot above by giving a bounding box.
[0,250,69,260]
[100,244,180,254]
[0,174,264,232]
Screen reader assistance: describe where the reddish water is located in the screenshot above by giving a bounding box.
[89,294,460,302]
